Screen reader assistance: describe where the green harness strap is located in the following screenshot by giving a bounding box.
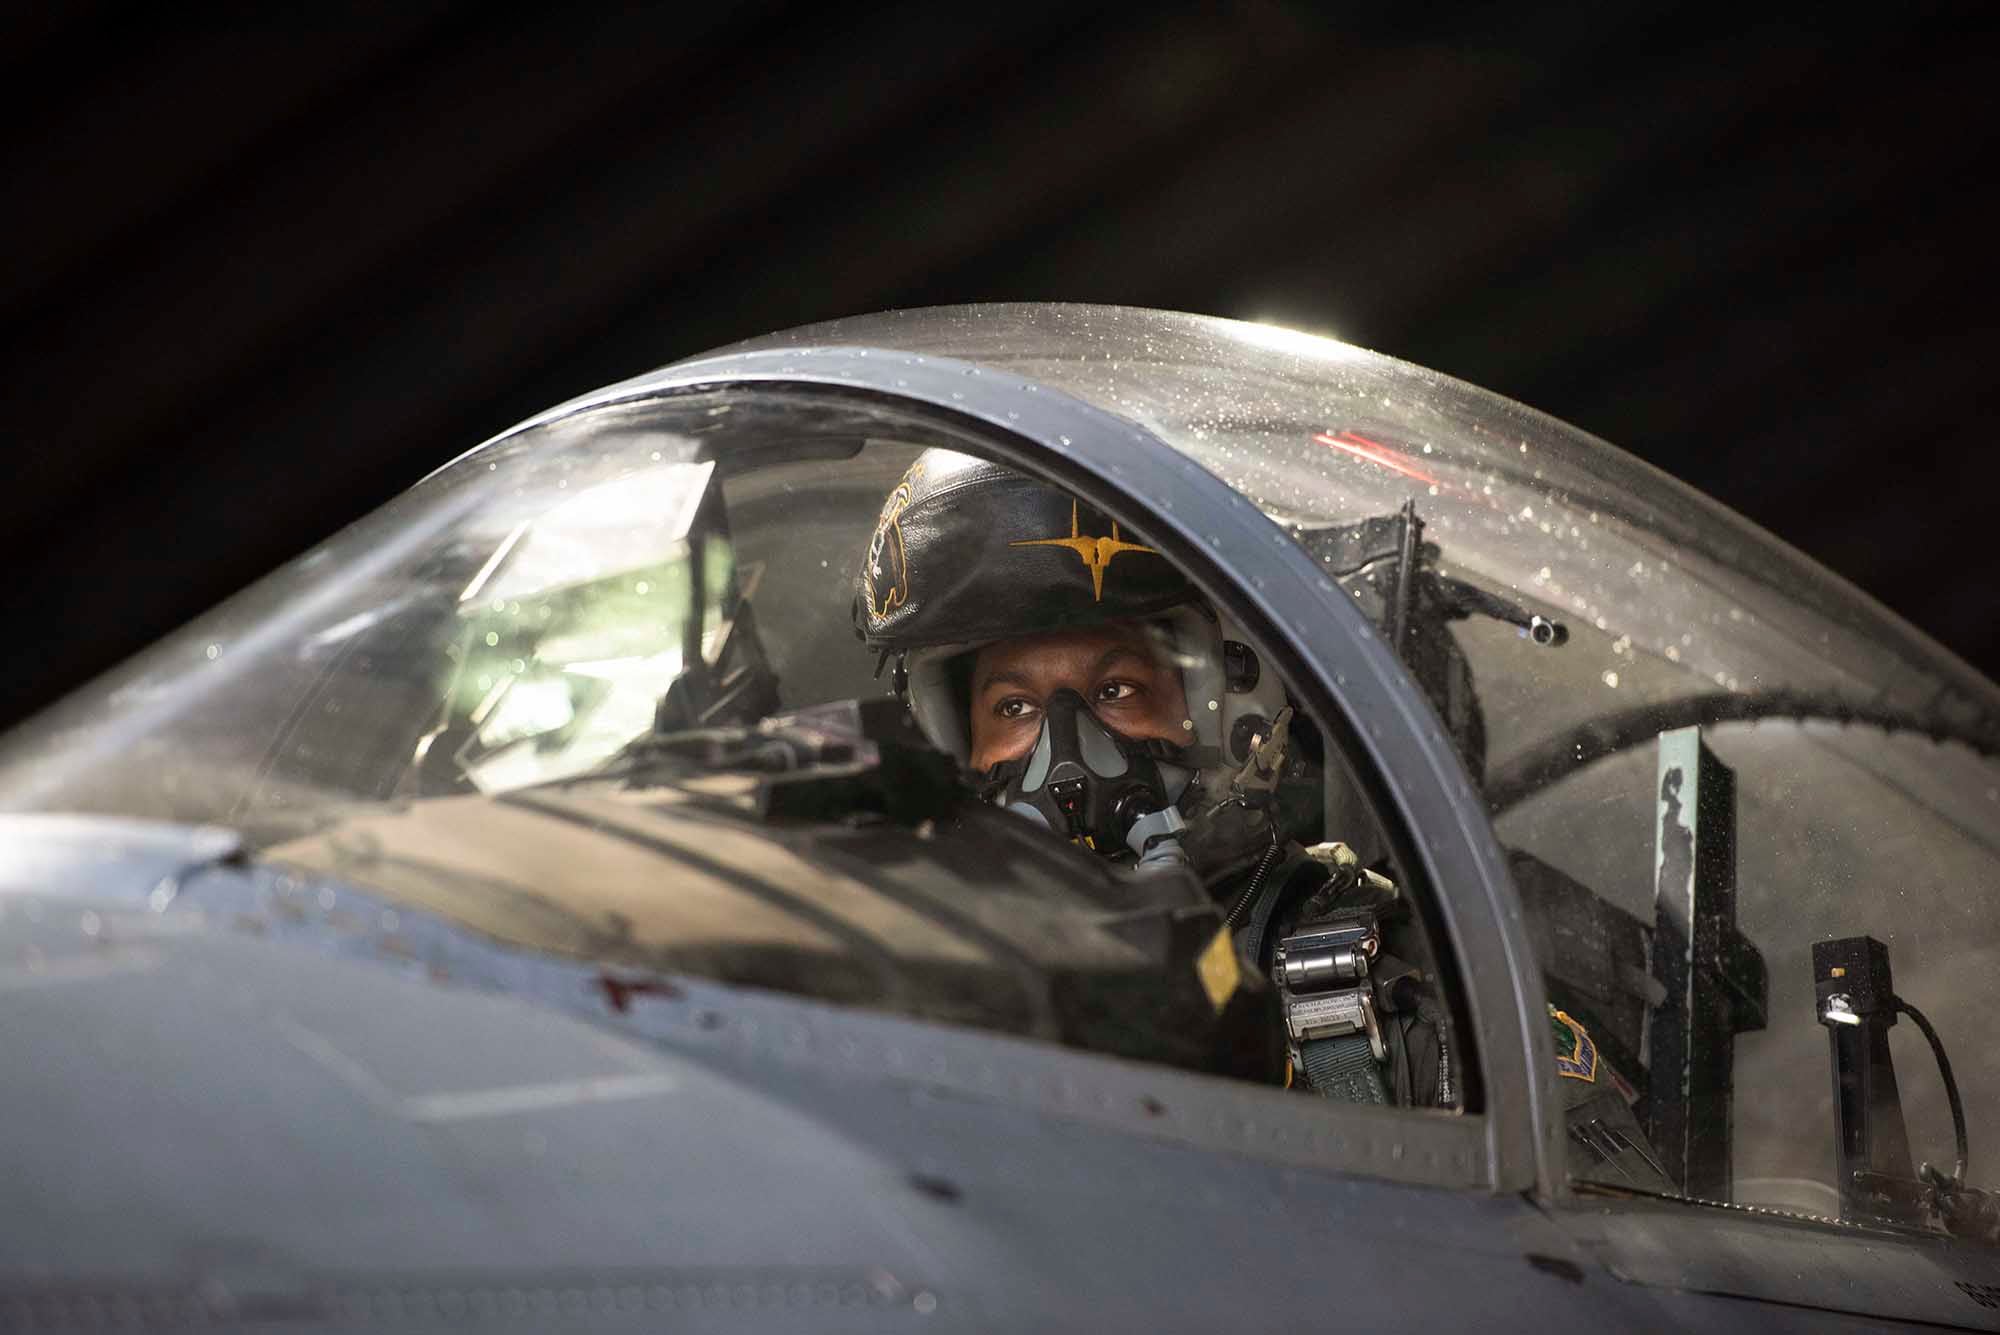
[1300,1032,1388,1104]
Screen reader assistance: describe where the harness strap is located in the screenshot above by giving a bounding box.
[1300,1032,1389,1104]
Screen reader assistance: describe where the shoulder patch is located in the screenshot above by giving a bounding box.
[1547,1005,1598,1083]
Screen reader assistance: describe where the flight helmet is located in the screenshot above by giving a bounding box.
[854,448,1288,775]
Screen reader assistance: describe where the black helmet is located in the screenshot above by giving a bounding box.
[857,449,1194,651]
[856,449,1287,772]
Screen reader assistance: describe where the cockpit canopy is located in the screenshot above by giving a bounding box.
[2,304,1995,1228]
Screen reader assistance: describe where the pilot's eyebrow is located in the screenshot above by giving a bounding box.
[975,666,1036,695]
[974,645,1153,697]
[1088,645,1151,677]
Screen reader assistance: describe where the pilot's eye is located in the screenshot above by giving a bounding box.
[995,697,1037,720]
[1092,680,1140,705]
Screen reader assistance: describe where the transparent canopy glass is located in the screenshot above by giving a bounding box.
[4,303,1995,1229]
[729,306,2000,1216]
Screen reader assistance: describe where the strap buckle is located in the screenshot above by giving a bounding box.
[1274,919,1386,1063]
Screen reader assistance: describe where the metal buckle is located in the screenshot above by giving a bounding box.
[1275,922,1387,1062]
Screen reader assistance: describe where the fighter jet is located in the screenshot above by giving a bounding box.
[2,304,1996,1331]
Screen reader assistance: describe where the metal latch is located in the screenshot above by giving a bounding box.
[1274,919,1386,1063]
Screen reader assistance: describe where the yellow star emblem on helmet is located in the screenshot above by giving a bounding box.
[1010,500,1159,601]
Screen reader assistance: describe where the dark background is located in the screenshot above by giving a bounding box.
[6,4,1996,728]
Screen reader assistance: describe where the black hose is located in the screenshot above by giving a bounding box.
[1895,996,1969,1185]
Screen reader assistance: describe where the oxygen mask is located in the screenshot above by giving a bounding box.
[984,689,1191,856]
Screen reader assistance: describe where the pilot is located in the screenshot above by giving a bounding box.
[854,449,1685,1196]
[855,449,1680,1183]
[856,447,1450,1106]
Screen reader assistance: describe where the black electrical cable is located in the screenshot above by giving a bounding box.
[1895,996,1969,1185]
[1223,830,1282,929]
